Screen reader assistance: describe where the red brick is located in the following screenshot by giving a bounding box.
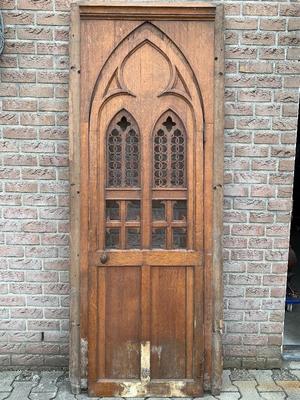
[255,104,280,116]
[288,18,300,31]
[238,89,271,102]
[1,70,36,83]
[2,99,37,111]
[225,18,258,30]
[17,0,53,10]
[232,225,264,236]
[237,118,270,130]
[5,41,35,54]
[277,61,300,75]
[241,32,275,46]
[254,131,280,144]
[260,18,286,31]
[280,4,300,17]
[19,84,54,98]
[17,27,53,40]
[268,199,292,211]
[36,12,69,25]
[225,47,257,59]
[239,61,273,74]
[251,185,275,198]
[243,3,278,16]
[259,48,285,60]
[19,55,53,69]
[5,182,38,193]
[0,55,18,68]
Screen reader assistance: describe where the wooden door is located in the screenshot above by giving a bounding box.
[71,3,224,397]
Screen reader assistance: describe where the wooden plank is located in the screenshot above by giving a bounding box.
[151,267,187,379]
[79,3,216,21]
[105,267,141,379]
[186,266,194,378]
[97,268,106,378]
[211,4,224,396]
[91,250,203,267]
[69,3,81,394]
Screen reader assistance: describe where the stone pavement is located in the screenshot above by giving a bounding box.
[1,363,300,399]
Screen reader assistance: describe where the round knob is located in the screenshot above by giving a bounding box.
[100,253,108,264]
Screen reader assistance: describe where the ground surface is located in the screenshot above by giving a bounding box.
[1,363,300,399]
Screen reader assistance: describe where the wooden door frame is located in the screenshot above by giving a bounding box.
[69,1,224,395]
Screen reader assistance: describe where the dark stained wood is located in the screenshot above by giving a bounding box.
[151,267,187,379]
[69,1,224,396]
[105,267,141,379]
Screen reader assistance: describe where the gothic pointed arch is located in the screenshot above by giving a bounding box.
[106,109,140,188]
[89,22,205,133]
[153,110,186,188]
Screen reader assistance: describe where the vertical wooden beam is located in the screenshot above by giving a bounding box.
[211,3,224,396]
[69,3,81,395]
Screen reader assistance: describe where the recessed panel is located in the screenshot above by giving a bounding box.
[104,267,141,379]
[150,267,189,379]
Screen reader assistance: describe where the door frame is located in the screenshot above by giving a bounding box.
[68,1,224,395]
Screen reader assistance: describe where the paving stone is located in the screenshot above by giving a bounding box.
[0,393,12,400]
[9,381,33,400]
[289,369,300,380]
[249,370,283,392]
[260,393,285,400]
[31,370,63,395]
[288,361,300,370]
[216,393,240,400]
[233,380,261,400]
[272,369,298,381]
[15,371,40,384]
[30,393,57,400]
[230,369,255,381]
[276,380,300,400]
[222,370,239,392]
[55,380,78,400]
[0,371,20,392]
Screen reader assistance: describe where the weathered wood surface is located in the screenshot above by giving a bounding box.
[69,2,223,396]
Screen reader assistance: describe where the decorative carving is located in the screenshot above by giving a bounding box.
[153,112,186,188]
[107,111,140,188]
[122,41,172,97]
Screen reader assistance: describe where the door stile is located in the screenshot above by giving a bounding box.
[141,107,152,250]
[97,267,106,379]
[185,266,194,379]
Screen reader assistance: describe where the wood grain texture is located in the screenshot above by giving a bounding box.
[69,2,223,396]
[69,3,81,394]
[211,4,225,396]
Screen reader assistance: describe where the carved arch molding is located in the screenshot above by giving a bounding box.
[69,3,224,397]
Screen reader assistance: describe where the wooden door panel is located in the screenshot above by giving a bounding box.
[150,266,191,379]
[104,267,141,379]
[78,5,220,397]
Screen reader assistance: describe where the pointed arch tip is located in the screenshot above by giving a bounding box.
[89,21,205,125]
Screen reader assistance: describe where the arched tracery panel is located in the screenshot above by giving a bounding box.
[153,112,186,188]
[107,110,140,188]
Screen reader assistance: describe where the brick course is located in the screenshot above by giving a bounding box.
[0,0,299,370]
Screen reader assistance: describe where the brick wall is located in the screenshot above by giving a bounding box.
[0,0,299,369]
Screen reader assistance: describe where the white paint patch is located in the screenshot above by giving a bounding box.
[140,340,150,383]
[151,345,162,363]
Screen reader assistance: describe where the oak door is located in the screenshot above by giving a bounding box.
[80,10,217,397]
